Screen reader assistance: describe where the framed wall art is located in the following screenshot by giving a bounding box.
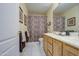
[67,17,76,26]
[19,7,23,23]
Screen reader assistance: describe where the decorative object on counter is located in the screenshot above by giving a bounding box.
[19,7,23,23]
[47,22,51,26]
[65,31,70,36]
[67,17,76,26]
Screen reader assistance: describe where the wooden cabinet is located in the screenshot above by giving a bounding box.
[43,35,79,56]
[53,39,63,56]
[43,35,62,56]
[63,43,78,56]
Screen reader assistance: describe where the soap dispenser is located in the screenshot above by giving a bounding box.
[66,31,70,36]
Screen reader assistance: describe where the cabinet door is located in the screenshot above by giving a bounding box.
[43,35,48,55]
[63,43,78,56]
[47,37,53,56]
[53,39,63,56]
[47,44,52,56]
[48,49,52,56]
[43,35,45,51]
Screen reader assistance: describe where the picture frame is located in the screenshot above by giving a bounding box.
[19,7,23,23]
[24,14,27,26]
[67,17,76,26]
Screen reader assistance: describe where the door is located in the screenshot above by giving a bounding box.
[0,4,19,56]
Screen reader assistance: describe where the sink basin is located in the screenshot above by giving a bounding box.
[54,32,66,36]
[58,34,66,36]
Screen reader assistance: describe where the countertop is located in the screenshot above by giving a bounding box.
[44,33,79,48]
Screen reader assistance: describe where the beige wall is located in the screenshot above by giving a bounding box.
[46,3,59,32]
[61,5,79,31]
[19,3,28,41]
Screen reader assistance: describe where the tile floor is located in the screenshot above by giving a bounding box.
[20,42,46,56]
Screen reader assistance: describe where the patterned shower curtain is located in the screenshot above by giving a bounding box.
[28,16,47,42]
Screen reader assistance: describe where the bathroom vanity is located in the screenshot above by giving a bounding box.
[43,33,79,56]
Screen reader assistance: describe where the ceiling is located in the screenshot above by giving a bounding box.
[26,3,79,14]
[26,3,52,14]
[53,3,79,15]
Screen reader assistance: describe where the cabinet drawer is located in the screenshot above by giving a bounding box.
[63,43,78,56]
[47,37,53,45]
